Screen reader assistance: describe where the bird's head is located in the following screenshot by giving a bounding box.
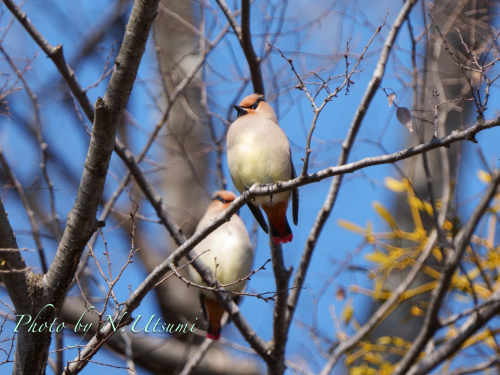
[233,94,278,124]
[211,190,238,210]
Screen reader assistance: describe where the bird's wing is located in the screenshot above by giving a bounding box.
[247,201,269,234]
[199,294,208,321]
[291,159,299,226]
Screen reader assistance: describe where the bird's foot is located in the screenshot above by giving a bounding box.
[243,188,250,200]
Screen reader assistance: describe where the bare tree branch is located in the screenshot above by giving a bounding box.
[284,0,419,337]
[216,0,264,94]
[66,109,500,375]
[109,141,271,358]
[268,236,291,375]
[249,115,499,199]
[2,0,160,372]
[408,291,500,374]
[0,196,30,312]
[45,0,159,302]
[240,0,264,94]
[178,337,214,375]
[1,0,95,122]
[446,356,499,375]
[60,300,261,375]
[0,147,47,273]
[393,167,500,375]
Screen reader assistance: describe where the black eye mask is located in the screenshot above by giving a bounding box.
[233,97,265,118]
[249,97,265,109]
[213,195,229,204]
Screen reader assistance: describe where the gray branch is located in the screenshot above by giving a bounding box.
[60,300,261,375]
[216,0,264,94]
[45,0,159,303]
[1,0,95,122]
[2,0,160,372]
[393,167,500,374]
[285,0,415,333]
[408,291,500,375]
[0,196,30,312]
[0,147,47,273]
[64,110,500,375]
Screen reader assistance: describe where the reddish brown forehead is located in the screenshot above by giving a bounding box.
[239,94,264,107]
[212,190,237,202]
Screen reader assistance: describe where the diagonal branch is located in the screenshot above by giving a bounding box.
[412,321,500,375]
[106,141,271,358]
[0,195,31,313]
[64,109,498,373]
[2,0,95,122]
[392,167,500,375]
[285,0,420,340]
[245,115,500,200]
[268,233,291,375]
[0,147,47,273]
[215,0,264,94]
[240,0,264,94]
[59,300,260,375]
[5,0,268,360]
[63,187,269,373]
[45,0,160,304]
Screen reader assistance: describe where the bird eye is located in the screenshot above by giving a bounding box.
[214,196,227,203]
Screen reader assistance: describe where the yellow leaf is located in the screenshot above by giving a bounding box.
[484,336,497,349]
[373,202,398,229]
[411,305,424,316]
[352,319,361,330]
[365,251,389,265]
[474,284,491,299]
[338,219,365,234]
[423,265,441,279]
[467,267,480,280]
[443,220,453,231]
[435,200,442,210]
[349,366,365,375]
[423,201,433,216]
[364,352,381,365]
[407,196,424,230]
[477,170,492,183]
[385,177,407,193]
[393,337,406,348]
[345,354,356,366]
[401,281,438,299]
[343,305,354,325]
[366,220,373,235]
[452,274,471,292]
[376,336,392,345]
[374,278,384,296]
[446,326,458,338]
[350,365,377,375]
[366,220,375,243]
[432,247,442,262]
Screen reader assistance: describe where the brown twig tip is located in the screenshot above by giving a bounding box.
[95,97,105,108]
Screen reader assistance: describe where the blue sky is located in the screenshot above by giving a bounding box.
[1,0,499,374]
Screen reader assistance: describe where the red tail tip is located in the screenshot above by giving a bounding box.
[207,332,220,340]
[272,233,293,244]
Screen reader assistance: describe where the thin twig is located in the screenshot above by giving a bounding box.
[0,147,48,273]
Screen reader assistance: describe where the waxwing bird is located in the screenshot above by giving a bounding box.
[188,190,253,340]
[227,93,299,244]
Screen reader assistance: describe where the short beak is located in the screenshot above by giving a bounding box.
[233,105,247,118]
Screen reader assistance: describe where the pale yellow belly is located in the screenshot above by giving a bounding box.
[228,132,291,206]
